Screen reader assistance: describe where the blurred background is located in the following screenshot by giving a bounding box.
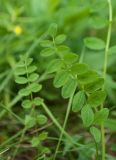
[0,0,116,159]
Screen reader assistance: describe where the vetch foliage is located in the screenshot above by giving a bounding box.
[14,55,49,157]
[0,0,115,160]
[40,23,110,159]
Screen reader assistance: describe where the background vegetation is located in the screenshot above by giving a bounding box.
[0,0,116,160]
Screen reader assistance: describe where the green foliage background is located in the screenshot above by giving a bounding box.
[0,0,116,159]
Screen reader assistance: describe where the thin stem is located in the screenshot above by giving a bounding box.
[103,0,112,81]
[0,104,24,124]
[94,138,99,160]
[79,46,86,63]
[0,94,22,119]
[101,0,112,160]
[12,128,26,159]
[53,92,75,159]
[0,130,23,149]
[41,102,83,148]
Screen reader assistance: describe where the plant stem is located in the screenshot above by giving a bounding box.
[0,104,24,124]
[79,46,86,63]
[53,92,75,159]
[12,127,26,159]
[103,0,112,81]
[0,130,23,149]
[41,102,83,148]
[95,139,99,160]
[101,0,112,160]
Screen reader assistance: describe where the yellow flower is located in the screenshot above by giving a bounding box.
[14,25,23,35]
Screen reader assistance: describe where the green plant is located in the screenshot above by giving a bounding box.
[14,55,83,159]
[14,55,49,158]
[0,0,115,160]
[39,0,113,159]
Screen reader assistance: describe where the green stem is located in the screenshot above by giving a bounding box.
[0,130,23,149]
[12,128,26,159]
[53,92,75,159]
[41,102,83,148]
[0,104,24,124]
[94,139,99,160]
[79,46,86,63]
[0,94,22,119]
[103,0,112,81]
[101,0,112,160]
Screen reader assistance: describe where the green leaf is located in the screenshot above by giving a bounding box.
[53,70,70,88]
[90,127,101,143]
[33,97,44,106]
[48,23,57,37]
[89,16,107,29]
[17,61,25,67]
[88,91,106,108]
[19,88,31,96]
[109,45,116,55]
[15,67,26,76]
[40,40,53,47]
[22,99,32,109]
[57,45,70,54]
[55,34,66,44]
[72,91,86,112]
[27,65,37,73]
[25,115,36,128]
[84,78,104,93]
[39,131,48,141]
[25,58,33,66]
[31,136,40,147]
[15,76,28,84]
[17,56,33,67]
[47,59,62,73]
[28,83,42,93]
[42,147,51,155]
[63,53,79,64]
[84,37,105,50]
[40,48,55,57]
[81,104,94,127]
[71,63,89,75]
[94,108,109,125]
[78,70,99,84]
[28,73,39,82]
[36,114,48,125]
[61,78,77,98]
[105,118,116,131]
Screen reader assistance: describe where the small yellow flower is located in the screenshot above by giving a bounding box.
[14,25,23,35]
